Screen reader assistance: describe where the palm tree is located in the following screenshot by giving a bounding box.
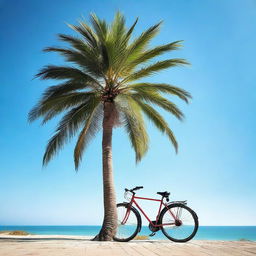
[29,12,191,241]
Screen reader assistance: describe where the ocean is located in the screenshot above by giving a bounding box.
[0,226,255,241]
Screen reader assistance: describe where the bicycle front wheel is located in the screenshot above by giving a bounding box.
[159,203,198,242]
[113,203,141,242]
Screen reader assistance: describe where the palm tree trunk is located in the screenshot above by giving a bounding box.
[92,102,117,241]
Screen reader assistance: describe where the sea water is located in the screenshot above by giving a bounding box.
[0,226,255,241]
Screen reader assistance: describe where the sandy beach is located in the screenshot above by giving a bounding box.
[0,235,255,256]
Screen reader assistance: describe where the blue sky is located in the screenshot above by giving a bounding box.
[0,0,255,226]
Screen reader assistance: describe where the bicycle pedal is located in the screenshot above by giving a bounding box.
[149,232,156,237]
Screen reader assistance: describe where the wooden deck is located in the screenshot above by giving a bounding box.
[0,236,255,256]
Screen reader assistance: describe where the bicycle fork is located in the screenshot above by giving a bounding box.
[121,205,132,225]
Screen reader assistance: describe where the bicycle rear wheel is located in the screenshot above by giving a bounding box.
[113,203,141,242]
[159,203,198,242]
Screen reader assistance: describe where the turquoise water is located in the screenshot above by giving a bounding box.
[0,226,255,241]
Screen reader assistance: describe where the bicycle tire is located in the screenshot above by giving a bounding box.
[159,203,199,242]
[113,203,141,242]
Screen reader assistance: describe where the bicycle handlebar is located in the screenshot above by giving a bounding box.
[134,186,143,190]
[125,186,144,193]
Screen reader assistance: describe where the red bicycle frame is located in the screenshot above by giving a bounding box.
[122,193,178,227]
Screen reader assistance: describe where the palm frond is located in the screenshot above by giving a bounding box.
[122,59,189,83]
[125,83,191,103]
[104,12,128,70]
[115,22,162,77]
[126,22,162,59]
[90,13,108,41]
[74,103,103,169]
[57,34,88,52]
[67,22,98,47]
[128,90,184,120]
[126,41,183,70]
[110,11,126,41]
[133,99,178,152]
[125,18,138,42]
[43,97,100,165]
[35,65,102,84]
[115,95,149,162]
[28,92,97,123]
[40,80,96,103]
[43,48,103,78]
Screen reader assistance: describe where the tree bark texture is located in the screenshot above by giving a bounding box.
[92,102,118,241]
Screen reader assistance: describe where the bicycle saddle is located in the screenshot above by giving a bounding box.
[157,191,170,197]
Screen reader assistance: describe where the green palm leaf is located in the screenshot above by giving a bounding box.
[90,13,108,41]
[128,90,184,121]
[74,103,103,169]
[125,83,191,103]
[29,92,96,123]
[133,99,178,152]
[116,95,149,161]
[115,22,161,76]
[124,41,183,71]
[43,104,87,165]
[122,59,189,83]
[43,96,100,165]
[40,81,95,102]
[126,22,162,59]
[43,48,103,78]
[35,65,102,83]
[67,22,98,47]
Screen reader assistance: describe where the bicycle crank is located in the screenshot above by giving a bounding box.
[149,220,160,235]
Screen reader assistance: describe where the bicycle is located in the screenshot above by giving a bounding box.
[113,186,199,242]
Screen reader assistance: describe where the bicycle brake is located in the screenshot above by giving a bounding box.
[149,232,156,237]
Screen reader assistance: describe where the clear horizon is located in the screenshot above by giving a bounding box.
[1,225,256,227]
[0,0,255,227]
